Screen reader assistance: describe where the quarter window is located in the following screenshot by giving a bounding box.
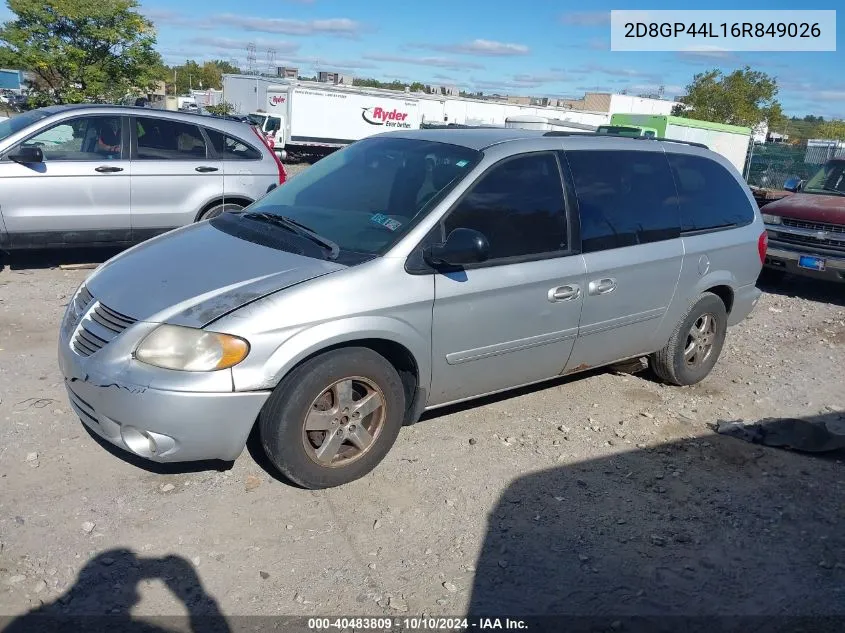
[566,150,680,253]
[443,153,568,261]
[666,153,755,232]
[135,117,207,160]
[20,116,123,161]
[205,128,262,160]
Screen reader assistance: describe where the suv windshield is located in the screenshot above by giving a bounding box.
[802,160,845,196]
[228,136,480,256]
[0,110,49,144]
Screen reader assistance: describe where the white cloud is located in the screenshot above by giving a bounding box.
[363,53,484,71]
[413,39,529,56]
[213,14,365,38]
[188,37,300,54]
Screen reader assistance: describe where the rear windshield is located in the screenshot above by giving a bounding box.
[224,136,480,256]
[0,110,49,144]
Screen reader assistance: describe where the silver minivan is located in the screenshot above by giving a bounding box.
[0,105,284,249]
[58,129,765,488]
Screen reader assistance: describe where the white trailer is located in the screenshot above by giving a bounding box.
[602,114,752,174]
[505,115,597,133]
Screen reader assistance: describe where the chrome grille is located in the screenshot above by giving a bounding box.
[782,218,845,234]
[71,301,137,357]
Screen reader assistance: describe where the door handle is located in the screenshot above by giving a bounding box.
[548,285,581,302]
[588,278,617,296]
[95,166,123,173]
[195,166,219,173]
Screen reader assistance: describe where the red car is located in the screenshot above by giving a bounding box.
[761,157,845,283]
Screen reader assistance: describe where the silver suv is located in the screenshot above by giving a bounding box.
[0,105,285,249]
[58,129,765,488]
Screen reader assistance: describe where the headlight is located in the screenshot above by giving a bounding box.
[761,213,782,225]
[135,325,250,371]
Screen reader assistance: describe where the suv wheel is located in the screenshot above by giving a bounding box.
[199,202,244,221]
[650,292,728,386]
[259,347,406,489]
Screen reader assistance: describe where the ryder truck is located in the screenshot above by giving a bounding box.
[223,75,421,161]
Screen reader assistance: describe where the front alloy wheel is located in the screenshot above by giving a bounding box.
[303,377,386,467]
[259,347,406,489]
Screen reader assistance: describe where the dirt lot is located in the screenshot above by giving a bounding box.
[1,203,845,629]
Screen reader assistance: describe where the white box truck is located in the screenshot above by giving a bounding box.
[224,76,422,160]
[598,114,752,174]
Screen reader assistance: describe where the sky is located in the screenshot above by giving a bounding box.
[2,0,843,119]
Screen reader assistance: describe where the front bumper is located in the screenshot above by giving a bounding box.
[764,242,845,283]
[59,336,271,463]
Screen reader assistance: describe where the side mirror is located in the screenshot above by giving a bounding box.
[423,228,490,267]
[783,176,802,193]
[266,183,277,194]
[8,146,43,164]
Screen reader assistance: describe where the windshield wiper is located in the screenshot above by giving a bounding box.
[240,212,340,259]
[821,186,845,196]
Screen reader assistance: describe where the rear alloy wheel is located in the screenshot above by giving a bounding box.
[650,292,727,386]
[259,347,406,489]
[199,202,244,221]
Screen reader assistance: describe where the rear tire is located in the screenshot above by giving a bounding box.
[199,202,244,221]
[650,292,727,386]
[259,347,406,489]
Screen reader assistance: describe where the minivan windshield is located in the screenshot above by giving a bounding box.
[233,136,480,255]
[0,110,49,143]
[802,159,845,196]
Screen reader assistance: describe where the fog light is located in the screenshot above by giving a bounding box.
[121,426,155,458]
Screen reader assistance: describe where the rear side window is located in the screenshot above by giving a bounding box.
[444,153,568,261]
[205,128,262,160]
[566,150,680,253]
[666,153,754,232]
[135,117,207,160]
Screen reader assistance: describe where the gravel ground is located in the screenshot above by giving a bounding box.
[1,203,844,627]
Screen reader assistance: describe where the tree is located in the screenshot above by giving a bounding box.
[165,59,239,95]
[672,66,784,129]
[204,101,235,116]
[816,119,845,140]
[0,0,163,105]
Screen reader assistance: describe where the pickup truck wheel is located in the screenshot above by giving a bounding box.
[650,292,727,386]
[259,347,406,489]
[199,202,244,221]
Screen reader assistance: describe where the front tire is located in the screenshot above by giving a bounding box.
[199,202,244,221]
[259,347,406,489]
[650,292,728,386]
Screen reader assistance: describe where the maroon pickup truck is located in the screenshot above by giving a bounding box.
[761,157,845,283]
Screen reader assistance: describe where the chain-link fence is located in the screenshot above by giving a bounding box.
[746,140,845,189]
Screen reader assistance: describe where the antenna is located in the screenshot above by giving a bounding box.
[246,42,257,75]
[658,84,665,99]
[267,48,277,76]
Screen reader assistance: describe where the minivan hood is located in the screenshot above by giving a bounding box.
[85,223,345,327]
[764,192,845,224]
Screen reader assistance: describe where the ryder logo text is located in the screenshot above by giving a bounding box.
[362,106,411,128]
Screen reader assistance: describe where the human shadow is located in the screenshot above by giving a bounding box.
[468,413,845,633]
[0,247,123,272]
[1,549,231,633]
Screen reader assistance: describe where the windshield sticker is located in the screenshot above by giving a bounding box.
[371,213,403,231]
[455,160,469,167]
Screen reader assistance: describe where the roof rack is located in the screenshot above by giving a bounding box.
[542,130,709,149]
